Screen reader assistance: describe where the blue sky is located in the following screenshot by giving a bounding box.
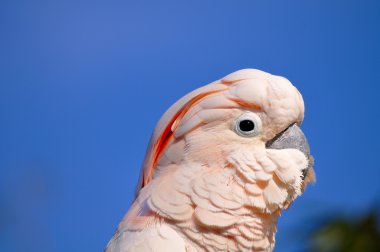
[0,1,379,251]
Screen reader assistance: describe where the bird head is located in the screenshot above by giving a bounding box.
[137,69,314,212]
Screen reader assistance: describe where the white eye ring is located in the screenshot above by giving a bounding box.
[234,113,262,137]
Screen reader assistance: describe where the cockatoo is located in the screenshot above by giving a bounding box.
[106,69,315,252]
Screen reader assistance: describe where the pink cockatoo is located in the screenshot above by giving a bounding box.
[106,69,315,252]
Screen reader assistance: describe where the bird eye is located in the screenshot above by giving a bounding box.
[239,120,255,132]
[234,113,262,137]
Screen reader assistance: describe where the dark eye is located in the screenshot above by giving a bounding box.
[234,113,262,137]
[239,120,255,132]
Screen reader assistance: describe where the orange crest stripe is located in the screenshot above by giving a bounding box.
[230,98,262,111]
[143,89,225,187]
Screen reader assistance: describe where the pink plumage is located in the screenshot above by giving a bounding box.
[106,69,315,252]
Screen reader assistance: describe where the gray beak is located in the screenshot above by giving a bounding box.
[266,124,311,179]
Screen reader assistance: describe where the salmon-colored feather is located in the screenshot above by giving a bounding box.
[106,69,313,252]
[141,89,225,190]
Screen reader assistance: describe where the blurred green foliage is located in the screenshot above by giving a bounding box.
[309,210,380,252]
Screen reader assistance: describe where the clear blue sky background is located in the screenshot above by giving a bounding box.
[0,1,379,251]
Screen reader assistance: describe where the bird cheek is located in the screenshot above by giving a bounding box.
[291,149,310,172]
[266,149,308,194]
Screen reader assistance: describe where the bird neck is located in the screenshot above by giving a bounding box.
[175,210,279,251]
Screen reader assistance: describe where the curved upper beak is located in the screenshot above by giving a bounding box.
[266,124,313,180]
